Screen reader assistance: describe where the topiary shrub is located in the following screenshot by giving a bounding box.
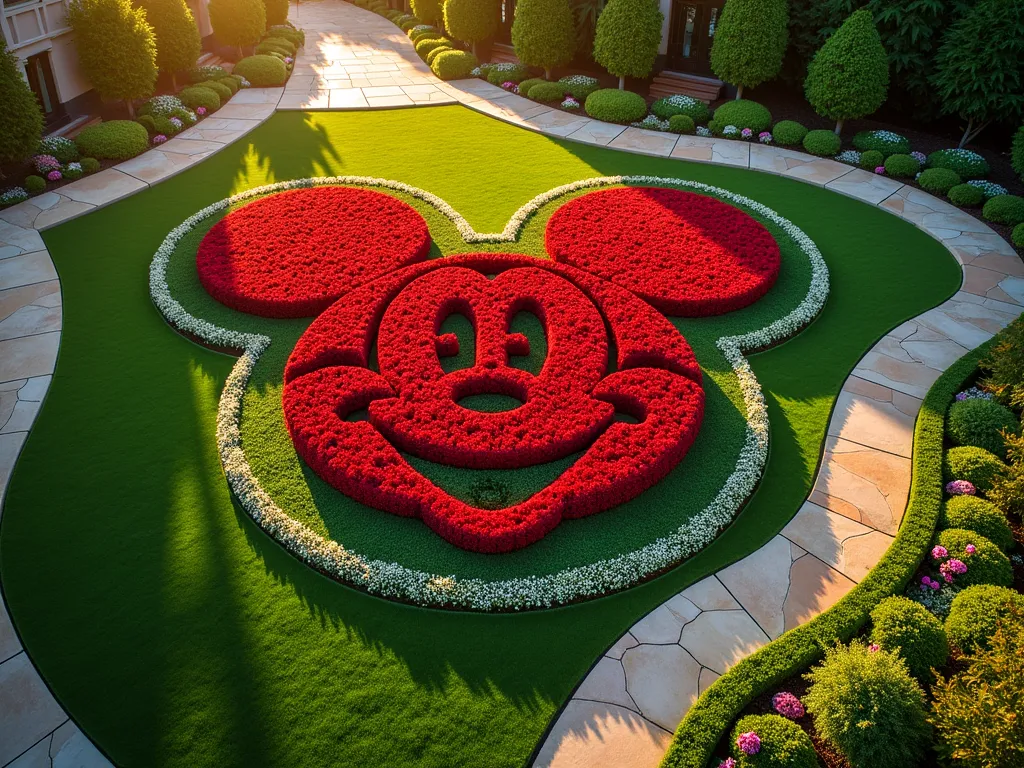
[558,74,601,101]
[208,0,266,52]
[67,0,157,114]
[936,529,1013,588]
[399,17,421,32]
[926,148,989,179]
[852,129,909,157]
[511,0,575,79]
[982,195,1024,226]
[152,115,180,136]
[804,9,889,134]
[517,77,548,97]
[430,50,478,80]
[802,129,841,157]
[946,397,1019,458]
[527,81,566,102]
[62,163,83,181]
[584,88,647,123]
[858,149,883,169]
[944,584,1024,653]
[918,167,960,195]
[38,136,79,164]
[770,120,806,146]
[651,95,709,123]
[1015,223,1024,248]
[884,153,920,178]
[233,55,288,86]
[940,496,1014,551]
[256,38,294,57]
[0,38,44,168]
[177,85,221,112]
[74,120,149,160]
[709,0,788,100]
[711,99,771,132]
[24,175,46,194]
[409,0,442,25]
[948,183,985,207]
[804,642,930,768]
[80,157,101,174]
[869,596,948,682]
[485,63,531,85]
[425,45,453,66]
[668,114,695,134]
[931,620,1024,768]
[943,446,1007,494]
[217,76,240,95]
[728,714,816,768]
[196,79,233,103]
[134,0,200,84]
[268,24,303,46]
[262,0,289,26]
[415,37,451,58]
[593,0,664,88]
[443,0,497,55]
[136,114,157,134]
[409,26,438,42]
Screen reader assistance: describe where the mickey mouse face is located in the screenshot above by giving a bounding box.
[195,185,781,553]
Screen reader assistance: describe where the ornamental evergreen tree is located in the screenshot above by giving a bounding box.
[804,9,889,135]
[0,38,44,175]
[443,0,498,56]
[710,0,788,99]
[930,0,1024,147]
[593,0,663,89]
[208,0,266,57]
[133,0,201,89]
[512,0,576,80]
[67,0,157,116]
[263,0,290,26]
[410,0,443,25]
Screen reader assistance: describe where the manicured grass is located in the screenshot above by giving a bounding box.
[0,106,959,768]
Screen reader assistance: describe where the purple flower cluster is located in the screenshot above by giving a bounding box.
[868,643,880,652]
[741,128,754,139]
[771,691,804,719]
[910,151,927,164]
[920,574,941,591]
[197,106,207,116]
[939,558,968,583]
[932,545,948,560]
[955,387,993,401]
[501,81,518,92]
[874,166,886,175]
[945,480,976,496]
[758,131,772,144]
[34,154,60,174]
[736,731,761,755]
[718,759,737,768]
[153,134,168,145]
[46,170,62,182]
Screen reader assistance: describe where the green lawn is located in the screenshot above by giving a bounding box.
[0,106,960,768]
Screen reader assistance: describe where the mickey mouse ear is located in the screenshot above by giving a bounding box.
[544,187,781,317]
[197,186,432,318]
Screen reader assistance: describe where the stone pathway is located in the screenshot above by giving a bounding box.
[0,2,1021,766]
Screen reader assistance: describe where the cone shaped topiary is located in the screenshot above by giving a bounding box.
[444,0,498,53]
[804,9,889,134]
[710,0,788,99]
[593,0,663,88]
[208,0,266,50]
[0,38,44,168]
[511,0,575,78]
[410,0,442,25]
[133,0,200,81]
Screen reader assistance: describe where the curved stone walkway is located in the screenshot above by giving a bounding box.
[1,2,1021,766]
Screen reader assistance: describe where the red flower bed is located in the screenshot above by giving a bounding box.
[545,187,781,316]
[283,253,705,553]
[196,187,432,318]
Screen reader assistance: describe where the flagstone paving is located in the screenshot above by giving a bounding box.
[0,2,1022,766]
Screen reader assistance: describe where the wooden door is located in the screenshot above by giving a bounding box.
[666,0,723,76]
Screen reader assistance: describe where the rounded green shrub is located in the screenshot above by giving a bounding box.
[443,0,498,46]
[136,114,157,134]
[803,129,841,157]
[217,76,240,95]
[152,115,180,136]
[945,584,1024,653]
[74,120,149,160]
[415,37,451,58]
[770,120,806,146]
[430,50,479,81]
[584,89,647,123]
[711,99,771,132]
[918,167,961,195]
[558,74,601,101]
[593,0,663,83]
[233,55,288,86]
[982,195,1024,226]
[188,65,227,83]
[485,63,531,85]
[884,153,920,178]
[651,94,710,123]
[177,85,221,112]
[940,496,1014,551]
[804,642,929,768]
[948,182,985,207]
[947,397,1019,458]
[517,78,548,98]
[409,0,442,25]
[943,446,1007,494]
[425,45,453,66]
[527,81,566,102]
[869,596,948,682]
[37,136,79,164]
[399,18,421,32]
[729,714,816,768]
[208,0,265,49]
[62,164,83,181]
[265,36,297,55]
[66,0,157,106]
[263,0,289,26]
[710,0,788,97]
[135,0,200,78]
[409,26,438,43]
[859,149,883,169]
[24,175,46,194]
[268,24,303,46]
[255,39,292,57]
[196,80,232,103]
[0,37,44,167]
[668,114,695,134]
[927,148,989,180]
[1014,222,1024,248]
[852,129,909,157]
[937,528,1014,588]
[80,157,100,174]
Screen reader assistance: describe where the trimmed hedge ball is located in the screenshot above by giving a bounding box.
[74,121,149,160]
[517,78,548,98]
[217,75,240,94]
[884,153,920,178]
[937,528,1013,588]
[729,714,817,768]
[946,398,1019,458]
[669,114,695,134]
[430,50,478,81]
[712,99,771,132]
[80,157,100,174]
[803,129,841,157]
[943,446,1007,493]
[852,130,910,158]
[918,168,961,195]
[558,75,601,101]
[1014,223,1024,248]
[263,36,296,54]
[527,81,567,102]
[982,195,1024,226]
[940,496,1014,551]
[24,175,46,194]
[927,148,990,180]
[177,86,221,112]
[948,182,985,207]
[485,64,530,85]
[255,40,293,58]
[651,95,710,124]
[584,89,647,123]
[770,120,807,147]
[409,26,438,42]
[197,79,232,103]
[945,584,1024,653]
[869,596,948,682]
[233,55,289,87]
[414,37,450,58]
[425,45,453,66]
[859,149,883,170]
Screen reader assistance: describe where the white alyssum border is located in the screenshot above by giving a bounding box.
[149,175,829,610]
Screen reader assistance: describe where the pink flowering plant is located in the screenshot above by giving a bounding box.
[46,170,62,181]
[874,166,886,174]
[939,558,968,583]
[771,691,804,719]
[758,131,772,144]
[153,134,168,145]
[736,731,761,755]
[718,759,736,768]
[741,128,754,139]
[34,154,61,174]
[945,480,975,496]
[501,81,518,92]
[196,106,207,116]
